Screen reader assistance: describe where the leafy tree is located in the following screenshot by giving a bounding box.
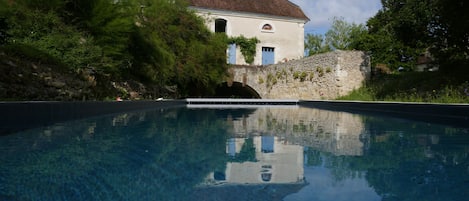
[431,0,469,69]
[305,33,330,56]
[136,0,228,96]
[367,0,469,71]
[1,0,230,98]
[4,3,103,69]
[325,17,367,50]
[0,0,8,45]
[305,17,367,56]
[63,0,137,72]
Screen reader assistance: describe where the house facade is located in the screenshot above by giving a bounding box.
[188,0,309,65]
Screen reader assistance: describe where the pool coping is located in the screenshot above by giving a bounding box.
[299,100,469,128]
[0,100,186,135]
[1,99,468,135]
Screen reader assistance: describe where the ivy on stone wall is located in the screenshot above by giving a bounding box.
[228,35,260,64]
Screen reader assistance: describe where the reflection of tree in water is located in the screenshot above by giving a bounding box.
[228,138,257,163]
[0,108,230,201]
[304,116,469,200]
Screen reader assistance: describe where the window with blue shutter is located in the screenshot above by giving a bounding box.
[262,47,275,65]
[228,43,236,64]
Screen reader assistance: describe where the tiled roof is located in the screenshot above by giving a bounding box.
[188,0,310,21]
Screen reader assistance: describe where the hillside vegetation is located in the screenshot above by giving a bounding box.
[1,0,468,102]
[306,0,469,103]
[0,0,228,100]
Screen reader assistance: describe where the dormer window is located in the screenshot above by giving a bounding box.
[260,23,275,33]
[262,24,272,31]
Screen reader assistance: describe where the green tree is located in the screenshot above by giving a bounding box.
[305,17,367,56]
[4,3,103,70]
[2,0,230,98]
[431,0,469,69]
[0,0,8,45]
[305,33,330,56]
[363,2,426,71]
[325,17,368,50]
[367,0,469,71]
[137,0,228,96]
[63,0,137,72]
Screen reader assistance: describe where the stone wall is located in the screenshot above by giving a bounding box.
[230,50,371,99]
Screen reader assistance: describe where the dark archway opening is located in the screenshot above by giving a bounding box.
[214,82,261,98]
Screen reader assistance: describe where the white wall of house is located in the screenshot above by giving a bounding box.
[193,8,306,65]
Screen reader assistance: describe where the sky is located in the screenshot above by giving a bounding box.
[284,167,381,201]
[289,0,383,35]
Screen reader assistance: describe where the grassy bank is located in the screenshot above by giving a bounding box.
[338,70,469,103]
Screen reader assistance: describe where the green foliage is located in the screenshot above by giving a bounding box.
[366,0,469,71]
[293,71,300,80]
[1,44,64,66]
[79,0,136,70]
[266,73,277,87]
[305,33,330,56]
[338,71,469,103]
[316,67,325,77]
[365,1,428,71]
[228,35,260,64]
[305,17,367,56]
[299,71,308,82]
[1,0,229,98]
[309,72,314,81]
[258,76,264,84]
[430,0,469,69]
[325,17,367,50]
[0,0,8,45]
[137,0,228,96]
[5,8,103,70]
[229,138,257,163]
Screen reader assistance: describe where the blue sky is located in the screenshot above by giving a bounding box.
[289,0,382,35]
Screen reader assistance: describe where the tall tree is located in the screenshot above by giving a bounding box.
[305,17,367,56]
[134,0,228,96]
[324,17,367,50]
[431,0,469,68]
[370,0,469,71]
[363,0,434,70]
[0,0,8,44]
[305,33,330,56]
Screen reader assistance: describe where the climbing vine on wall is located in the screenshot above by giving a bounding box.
[228,35,260,64]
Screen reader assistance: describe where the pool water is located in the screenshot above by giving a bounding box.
[0,106,468,201]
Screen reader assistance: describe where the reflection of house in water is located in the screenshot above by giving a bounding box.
[204,136,304,185]
[229,107,367,156]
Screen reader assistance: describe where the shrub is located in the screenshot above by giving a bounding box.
[300,71,308,82]
[293,71,300,80]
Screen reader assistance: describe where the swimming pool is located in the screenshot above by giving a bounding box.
[0,103,468,200]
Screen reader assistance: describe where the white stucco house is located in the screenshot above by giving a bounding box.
[188,0,310,65]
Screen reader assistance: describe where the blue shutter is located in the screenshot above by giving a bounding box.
[261,136,274,153]
[228,43,236,64]
[227,138,236,157]
[262,47,275,65]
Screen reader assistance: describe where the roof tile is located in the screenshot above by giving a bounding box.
[188,0,309,21]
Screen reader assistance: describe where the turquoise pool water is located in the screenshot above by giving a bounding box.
[0,106,468,201]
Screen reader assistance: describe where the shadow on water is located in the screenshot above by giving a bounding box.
[0,106,468,200]
[0,108,232,201]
